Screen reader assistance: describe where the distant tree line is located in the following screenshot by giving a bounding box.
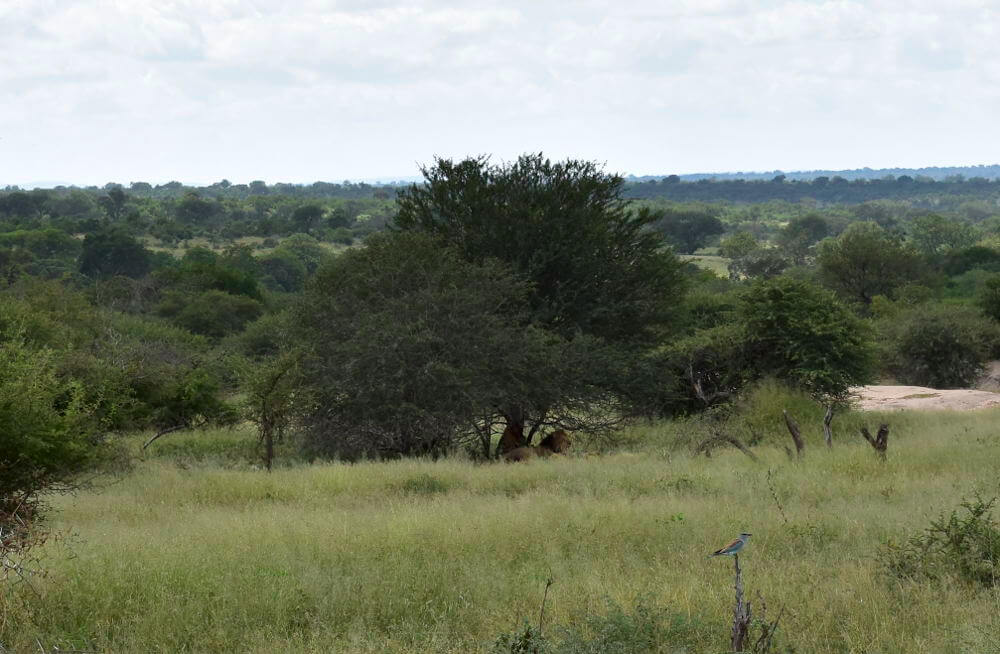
[625,174,1000,206]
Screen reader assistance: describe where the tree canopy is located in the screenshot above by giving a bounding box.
[817,221,924,307]
[395,154,687,346]
[392,154,688,440]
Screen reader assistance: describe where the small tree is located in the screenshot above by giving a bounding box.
[740,277,875,401]
[718,231,759,260]
[291,204,325,235]
[651,208,726,254]
[776,214,828,263]
[817,221,924,307]
[909,214,977,257]
[79,226,152,279]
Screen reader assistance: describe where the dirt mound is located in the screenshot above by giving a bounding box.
[852,385,1000,411]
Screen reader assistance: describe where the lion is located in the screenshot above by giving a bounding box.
[496,424,526,458]
[502,430,571,462]
[538,429,571,453]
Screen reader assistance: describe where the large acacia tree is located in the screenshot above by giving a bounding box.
[292,231,545,458]
[394,154,687,442]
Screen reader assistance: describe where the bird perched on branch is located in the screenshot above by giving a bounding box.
[709,532,751,557]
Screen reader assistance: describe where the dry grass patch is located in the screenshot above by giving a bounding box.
[2,409,1000,652]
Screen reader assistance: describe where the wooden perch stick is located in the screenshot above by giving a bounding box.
[731,553,751,652]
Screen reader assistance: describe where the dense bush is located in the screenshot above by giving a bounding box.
[740,276,875,400]
[817,221,924,307]
[975,273,1000,322]
[78,226,152,279]
[0,335,110,502]
[157,289,264,337]
[293,231,536,459]
[879,303,999,388]
[882,494,1000,587]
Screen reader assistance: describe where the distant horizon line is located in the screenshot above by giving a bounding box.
[8,162,1000,190]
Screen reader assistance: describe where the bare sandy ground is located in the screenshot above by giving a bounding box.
[852,385,1000,411]
[851,361,1000,411]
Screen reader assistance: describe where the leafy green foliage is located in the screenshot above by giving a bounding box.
[776,213,828,262]
[944,245,1000,276]
[0,228,81,260]
[257,249,307,292]
[728,248,791,281]
[293,231,536,458]
[79,226,152,279]
[650,207,725,254]
[491,623,549,654]
[740,277,875,399]
[817,221,925,307]
[659,324,749,414]
[395,153,686,346]
[156,246,261,299]
[878,303,999,388]
[157,289,263,337]
[909,213,978,257]
[882,494,1000,587]
[718,231,758,260]
[0,335,108,500]
[976,273,1000,322]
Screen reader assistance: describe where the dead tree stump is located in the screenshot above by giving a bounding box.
[861,424,889,460]
[783,410,805,458]
[731,553,752,652]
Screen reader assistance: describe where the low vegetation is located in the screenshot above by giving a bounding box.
[5,155,1000,652]
[3,396,1000,652]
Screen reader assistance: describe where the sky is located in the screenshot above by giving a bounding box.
[2,0,999,187]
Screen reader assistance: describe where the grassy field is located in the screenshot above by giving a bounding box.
[3,409,1000,652]
[678,254,730,277]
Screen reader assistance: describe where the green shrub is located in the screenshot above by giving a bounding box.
[879,303,999,388]
[976,273,1000,322]
[881,494,1000,587]
[491,624,549,654]
[158,289,264,337]
[0,335,112,502]
[725,379,827,446]
[740,276,875,400]
[491,600,702,654]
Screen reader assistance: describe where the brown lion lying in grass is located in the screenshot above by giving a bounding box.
[502,430,571,462]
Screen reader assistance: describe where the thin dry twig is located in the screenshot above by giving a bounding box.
[538,577,554,636]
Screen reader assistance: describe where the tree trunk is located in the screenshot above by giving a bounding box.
[783,410,805,457]
[823,404,834,448]
[861,424,889,460]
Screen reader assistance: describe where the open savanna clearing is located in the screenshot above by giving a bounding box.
[4,410,1000,653]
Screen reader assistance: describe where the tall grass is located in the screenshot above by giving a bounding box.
[3,402,1000,652]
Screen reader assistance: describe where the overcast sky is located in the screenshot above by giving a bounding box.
[2,0,998,187]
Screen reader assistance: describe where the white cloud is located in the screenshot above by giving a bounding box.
[1,0,998,185]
